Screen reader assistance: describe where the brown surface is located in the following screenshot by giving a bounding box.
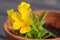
[4,10,60,40]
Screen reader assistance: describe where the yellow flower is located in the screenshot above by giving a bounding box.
[7,2,33,34]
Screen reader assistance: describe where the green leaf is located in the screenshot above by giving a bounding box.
[39,21,46,26]
[49,32,57,37]
[34,18,37,25]
[42,29,57,38]
[30,13,35,20]
[37,29,48,39]
[36,21,45,31]
[31,30,37,38]
[30,13,38,25]
[25,33,28,38]
[32,24,38,32]
[25,32,33,38]
[37,32,42,39]
[41,30,48,38]
[39,11,47,22]
[31,29,38,34]
[43,33,51,39]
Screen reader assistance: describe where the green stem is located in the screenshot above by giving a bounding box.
[32,24,38,32]
[49,32,57,38]
[43,33,51,39]
[25,32,32,38]
[25,33,28,38]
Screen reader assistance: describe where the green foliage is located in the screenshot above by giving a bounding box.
[25,11,57,39]
[30,13,36,21]
[38,11,46,22]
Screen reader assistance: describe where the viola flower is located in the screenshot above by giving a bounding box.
[7,2,33,34]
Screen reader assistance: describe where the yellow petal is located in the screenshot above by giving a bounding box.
[7,9,14,18]
[20,2,26,6]
[18,2,26,13]
[17,13,21,19]
[25,3,30,9]
[13,21,22,30]
[29,8,32,13]
[24,18,33,25]
[20,26,31,34]
[22,13,30,20]
[11,12,21,21]
[20,2,30,9]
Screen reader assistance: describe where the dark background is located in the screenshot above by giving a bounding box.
[0,0,60,40]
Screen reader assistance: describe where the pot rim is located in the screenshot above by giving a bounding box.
[4,10,60,40]
[34,10,60,12]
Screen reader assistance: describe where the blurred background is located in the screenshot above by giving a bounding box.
[0,0,60,40]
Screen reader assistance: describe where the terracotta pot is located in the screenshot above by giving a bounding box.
[4,10,60,40]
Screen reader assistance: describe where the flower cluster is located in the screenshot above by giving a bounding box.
[7,2,33,34]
